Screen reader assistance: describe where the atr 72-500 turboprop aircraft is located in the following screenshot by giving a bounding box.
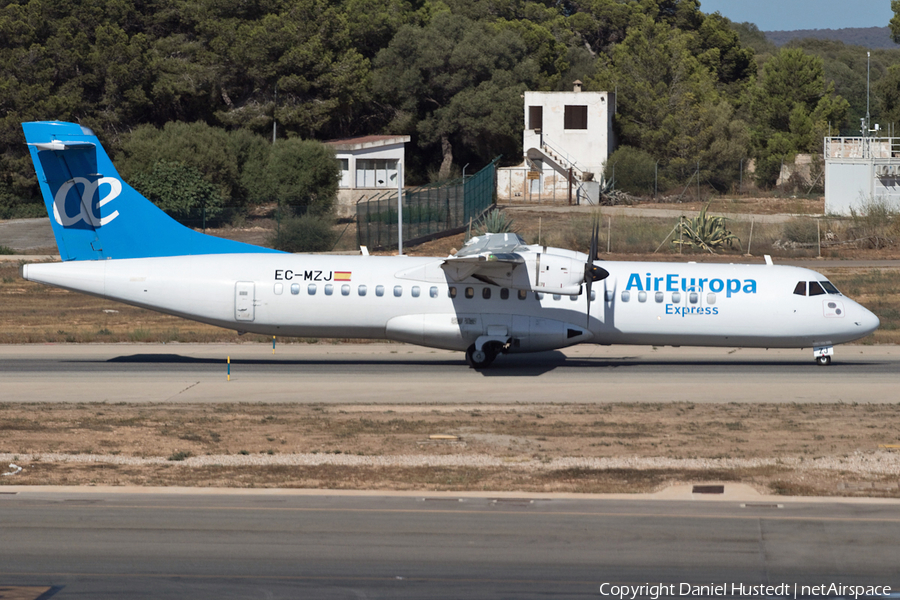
[20,121,879,368]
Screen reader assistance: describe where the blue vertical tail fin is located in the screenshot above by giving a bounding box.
[22,121,280,261]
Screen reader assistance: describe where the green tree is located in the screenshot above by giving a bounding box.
[130,161,225,226]
[117,121,244,205]
[258,138,340,216]
[603,146,658,196]
[373,11,543,180]
[891,0,900,44]
[747,48,848,186]
[876,64,900,128]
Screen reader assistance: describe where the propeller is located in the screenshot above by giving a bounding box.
[584,218,609,327]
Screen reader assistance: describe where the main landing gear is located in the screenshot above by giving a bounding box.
[814,345,833,366]
[466,343,499,369]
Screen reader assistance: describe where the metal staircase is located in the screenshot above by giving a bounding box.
[526,133,599,204]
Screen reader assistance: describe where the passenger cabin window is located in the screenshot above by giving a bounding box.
[500,288,509,300]
[482,288,491,300]
[808,281,825,296]
[590,290,596,302]
[793,281,806,296]
[518,289,527,300]
[552,294,561,301]
[376,285,384,297]
[621,290,630,302]
[655,291,664,303]
[411,286,421,297]
[671,291,681,303]
[430,286,438,298]
[638,291,647,303]
[341,284,350,296]
[707,293,716,305]
[570,294,578,302]
[358,285,367,296]
[465,287,474,299]
[448,286,457,298]
[291,283,300,295]
[325,284,333,295]
[393,285,402,297]
[689,292,699,304]
[605,290,613,302]
[536,292,544,300]
[274,283,283,295]
[307,284,316,295]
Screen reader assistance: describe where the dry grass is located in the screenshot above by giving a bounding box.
[2,402,900,497]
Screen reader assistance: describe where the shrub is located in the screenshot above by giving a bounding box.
[603,146,659,196]
[257,138,339,215]
[270,214,337,252]
[782,218,819,245]
[130,161,226,226]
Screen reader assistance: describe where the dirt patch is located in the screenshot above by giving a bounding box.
[2,402,899,497]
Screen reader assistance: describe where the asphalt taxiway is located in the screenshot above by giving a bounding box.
[1,343,898,403]
[0,488,898,599]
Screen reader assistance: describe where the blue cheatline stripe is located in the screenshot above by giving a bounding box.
[22,121,283,261]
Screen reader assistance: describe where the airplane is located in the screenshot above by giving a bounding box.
[20,120,879,368]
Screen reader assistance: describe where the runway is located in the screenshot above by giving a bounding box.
[1,343,899,403]
[0,488,897,599]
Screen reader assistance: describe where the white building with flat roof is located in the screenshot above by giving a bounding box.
[498,82,616,204]
[324,135,410,217]
[824,137,900,215]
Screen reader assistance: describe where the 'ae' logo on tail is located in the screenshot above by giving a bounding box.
[53,177,122,227]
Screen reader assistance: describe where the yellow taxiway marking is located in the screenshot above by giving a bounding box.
[878,444,900,448]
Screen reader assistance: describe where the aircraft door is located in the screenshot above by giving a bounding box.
[235,281,255,322]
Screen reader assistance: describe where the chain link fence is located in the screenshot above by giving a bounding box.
[356,157,499,251]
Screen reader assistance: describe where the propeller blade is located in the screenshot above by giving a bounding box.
[585,219,604,326]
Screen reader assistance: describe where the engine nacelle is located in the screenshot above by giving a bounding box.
[520,252,585,295]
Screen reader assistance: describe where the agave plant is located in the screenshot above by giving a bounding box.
[473,208,516,236]
[673,203,741,253]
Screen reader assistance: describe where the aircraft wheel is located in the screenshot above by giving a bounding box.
[816,355,832,366]
[466,344,496,369]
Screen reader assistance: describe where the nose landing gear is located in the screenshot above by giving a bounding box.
[813,345,833,366]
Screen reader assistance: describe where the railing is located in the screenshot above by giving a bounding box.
[355,158,499,251]
[539,133,589,180]
[825,137,900,160]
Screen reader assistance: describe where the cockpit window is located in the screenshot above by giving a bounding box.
[820,280,841,295]
[793,281,806,296]
[808,281,825,296]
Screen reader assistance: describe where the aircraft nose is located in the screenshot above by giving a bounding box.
[854,304,880,336]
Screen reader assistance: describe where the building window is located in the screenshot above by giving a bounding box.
[564,105,588,130]
[338,158,351,188]
[528,106,543,130]
[356,159,398,188]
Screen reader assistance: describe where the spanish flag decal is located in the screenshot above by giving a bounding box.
[334,271,352,281]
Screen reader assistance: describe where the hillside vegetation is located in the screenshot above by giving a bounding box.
[0,0,899,221]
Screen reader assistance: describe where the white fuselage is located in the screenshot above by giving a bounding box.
[21,254,879,353]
